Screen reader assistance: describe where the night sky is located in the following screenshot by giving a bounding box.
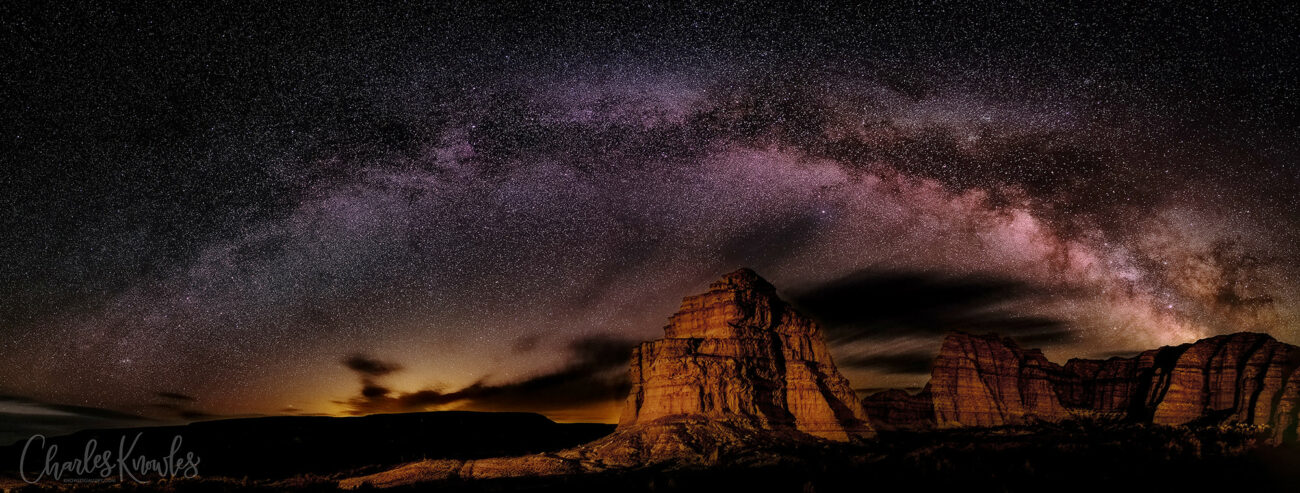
[2,2,1298,441]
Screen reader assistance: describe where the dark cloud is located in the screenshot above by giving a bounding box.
[791,269,1076,345]
[145,391,212,420]
[342,354,404,377]
[360,383,391,399]
[149,402,215,420]
[338,334,637,416]
[0,394,152,445]
[155,391,197,402]
[0,393,143,421]
[837,352,935,375]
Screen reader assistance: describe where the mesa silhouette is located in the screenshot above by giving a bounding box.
[0,411,612,480]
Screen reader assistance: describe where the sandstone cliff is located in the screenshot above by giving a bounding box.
[619,268,873,441]
[866,331,1300,443]
[928,333,1072,427]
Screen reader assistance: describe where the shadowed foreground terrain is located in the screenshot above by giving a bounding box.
[5,421,1298,492]
[0,412,613,484]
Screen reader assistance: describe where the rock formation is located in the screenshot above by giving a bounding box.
[928,332,1072,427]
[341,269,871,488]
[618,268,873,441]
[1057,354,1152,414]
[866,331,1300,443]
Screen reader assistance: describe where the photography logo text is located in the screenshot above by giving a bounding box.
[19,432,201,484]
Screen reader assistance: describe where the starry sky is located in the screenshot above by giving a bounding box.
[2,2,1298,440]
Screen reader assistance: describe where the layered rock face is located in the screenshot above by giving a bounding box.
[1142,333,1299,430]
[1057,354,1154,414]
[928,333,1072,426]
[867,331,1300,443]
[619,268,873,441]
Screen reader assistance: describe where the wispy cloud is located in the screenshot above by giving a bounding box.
[336,335,636,416]
[0,394,152,445]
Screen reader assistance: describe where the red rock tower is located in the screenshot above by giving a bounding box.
[617,268,873,441]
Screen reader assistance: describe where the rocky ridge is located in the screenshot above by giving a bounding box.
[866,331,1300,443]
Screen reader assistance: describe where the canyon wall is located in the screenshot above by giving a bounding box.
[866,331,1300,443]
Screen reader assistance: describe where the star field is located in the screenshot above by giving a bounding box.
[1,2,1297,433]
